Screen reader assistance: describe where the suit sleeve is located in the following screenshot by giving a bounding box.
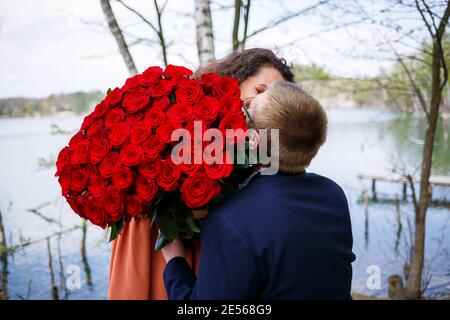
[163,212,262,300]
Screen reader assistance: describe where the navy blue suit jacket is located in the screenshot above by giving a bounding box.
[163,172,355,300]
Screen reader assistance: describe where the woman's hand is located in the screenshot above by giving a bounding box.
[161,236,186,263]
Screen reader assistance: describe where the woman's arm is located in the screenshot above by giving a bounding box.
[162,212,262,300]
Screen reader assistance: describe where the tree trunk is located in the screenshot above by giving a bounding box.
[194,0,215,66]
[0,209,8,300]
[232,0,242,52]
[154,0,169,67]
[100,0,138,75]
[239,0,251,51]
[405,3,450,299]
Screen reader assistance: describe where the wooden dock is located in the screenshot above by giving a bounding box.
[357,171,450,200]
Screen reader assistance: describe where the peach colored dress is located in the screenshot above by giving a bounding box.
[108,217,201,300]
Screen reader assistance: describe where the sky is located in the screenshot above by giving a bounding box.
[0,0,426,98]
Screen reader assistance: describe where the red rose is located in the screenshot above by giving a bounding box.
[66,195,84,218]
[99,152,122,178]
[157,158,181,191]
[175,80,203,105]
[70,167,88,193]
[156,120,179,143]
[69,131,84,148]
[89,136,110,164]
[55,146,70,176]
[180,172,221,208]
[139,156,161,180]
[93,101,109,118]
[120,144,144,167]
[142,135,165,156]
[108,122,130,147]
[81,114,95,130]
[219,111,247,144]
[87,171,108,196]
[170,75,189,89]
[152,96,171,110]
[194,96,219,123]
[166,103,193,124]
[125,195,142,218]
[122,87,150,113]
[70,139,90,165]
[135,176,158,202]
[144,106,165,127]
[83,196,107,228]
[204,151,233,180]
[122,74,141,91]
[112,166,134,189]
[200,73,220,88]
[104,87,123,107]
[213,77,240,99]
[219,96,243,118]
[58,168,71,195]
[140,66,163,86]
[87,118,105,139]
[180,163,202,174]
[173,155,201,175]
[102,186,124,222]
[105,108,125,128]
[125,112,144,126]
[147,79,173,98]
[163,65,193,79]
[130,120,151,143]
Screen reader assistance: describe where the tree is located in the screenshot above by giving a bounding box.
[194,0,215,65]
[100,0,138,75]
[405,0,450,299]
[115,0,169,67]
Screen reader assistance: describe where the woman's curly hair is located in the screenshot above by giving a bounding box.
[193,48,295,84]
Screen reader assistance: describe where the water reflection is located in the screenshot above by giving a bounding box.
[0,109,448,299]
[0,210,8,300]
[81,220,93,288]
[46,237,59,300]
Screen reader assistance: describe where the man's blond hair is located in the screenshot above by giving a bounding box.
[253,80,327,173]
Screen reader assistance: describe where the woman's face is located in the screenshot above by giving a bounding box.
[239,64,284,106]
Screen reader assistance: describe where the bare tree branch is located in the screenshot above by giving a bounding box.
[100,0,137,75]
[246,0,330,39]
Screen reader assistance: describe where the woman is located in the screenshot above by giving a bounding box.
[107,48,295,300]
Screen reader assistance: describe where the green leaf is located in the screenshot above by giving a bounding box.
[155,230,170,251]
[186,212,201,233]
[106,88,112,95]
[150,206,158,228]
[169,92,176,104]
[109,217,125,242]
[179,225,193,239]
[156,209,180,242]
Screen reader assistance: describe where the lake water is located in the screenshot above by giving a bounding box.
[0,108,449,299]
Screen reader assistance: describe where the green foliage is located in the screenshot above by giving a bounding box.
[293,64,331,81]
[292,36,450,112]
[0,91,104,117]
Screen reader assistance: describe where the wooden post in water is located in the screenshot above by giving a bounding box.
[0,209,8,300]
[388,275,405,300]
[394,196,402,256]
[81,220,93,287]
[402,181,407,201]
[371,179,377,201]
[46,237,59,300]
[363,189,369,249]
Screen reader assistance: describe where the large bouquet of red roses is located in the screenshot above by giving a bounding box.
[55,65,249,249]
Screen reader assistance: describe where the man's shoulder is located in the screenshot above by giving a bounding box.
[204,172,347,225]
[304,172,346,193]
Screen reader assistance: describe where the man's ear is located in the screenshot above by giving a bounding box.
[248,130,260,150]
